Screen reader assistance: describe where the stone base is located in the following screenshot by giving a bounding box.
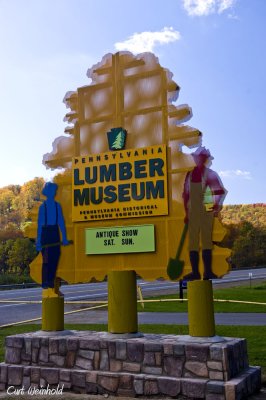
[0,331,261,399]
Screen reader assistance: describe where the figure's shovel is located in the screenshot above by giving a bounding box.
[167,224,188,280]
[41,240,74,249]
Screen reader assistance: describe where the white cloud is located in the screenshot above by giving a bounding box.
[219,169,252,180]
[182,0,236,16]
[114,27,181,54]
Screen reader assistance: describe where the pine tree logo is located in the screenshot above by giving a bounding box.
[107,127,127,150]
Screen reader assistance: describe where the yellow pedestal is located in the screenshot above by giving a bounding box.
[108,270,138,333]
[188,280,215,337]
[42,296,64,331]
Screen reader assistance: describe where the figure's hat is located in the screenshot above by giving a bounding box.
[191,146,213,160]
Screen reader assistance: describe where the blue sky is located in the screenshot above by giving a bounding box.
[0,0,265,204]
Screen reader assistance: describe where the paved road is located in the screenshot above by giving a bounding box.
[0,268,265,327]
[63,310,266,326]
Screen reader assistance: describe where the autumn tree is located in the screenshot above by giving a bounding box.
[6,238,37,275]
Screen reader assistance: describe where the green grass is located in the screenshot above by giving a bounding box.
[137,281,266,313]
[0,324,265,383]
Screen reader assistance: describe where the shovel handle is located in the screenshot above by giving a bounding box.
[41,240,74,249]
[175,224,188,260]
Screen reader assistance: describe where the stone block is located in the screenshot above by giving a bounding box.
[142,366,162,375]
[31,367,40,383]
[0,364,7,383]
[65,351,76,368]
[182,378,207,399]
[164,356,183,377]
[122,362,141,373]
[60,369,71,381]
[207,380,225,394]
[49,354,65,367]
[5,336,24,348]
[144,342,162,352]
[41,368,59,385]
[78,349,94,360]
[41,338,48,346]
[116,341,127,360]
[224,383,236,400]
[173,344,185,356]
[100,340,108,349]
[163,343,173,355]
[40,377,46,386]
[80,339,100,350]
[155,352,162,366]
[24,338,32,355]
[98,374,119,392]
[86,371,98,383]
[143,351,155,366]
[93,351,100,370]
[85,382,98,394]
[32,338,40,348]
[38,346,49,363]
[7,366,23,386]
[210,344,223,361]
[110,359,122,372]
[5,347,21,364]
[185,344,209,362]
[48,339,58,354]
[23,366,31,376]
[207,360,223,371]
[21,349,31,362]
[67,338,79,351]
[144,379,158,395]
[158,376,181,396]
[32,348,39,363]
[61,381,72,389]
[100,349,109,370]
[22,376,31,390]
[185,361,208,377]
[127,342,144,363]
[58,339,67,355]
[209,370,224,380]
[119,374,133,389]
[117,388,135,397]
[75,357,93,370]
[108,341,116,358]
[206,394,225,400]
[133,377,143,395]
[71,371,86,388]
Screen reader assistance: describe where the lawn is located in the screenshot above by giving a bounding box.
[0,323,265,383]
[137,281,266,313]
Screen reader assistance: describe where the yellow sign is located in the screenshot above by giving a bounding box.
[72,144,168,222]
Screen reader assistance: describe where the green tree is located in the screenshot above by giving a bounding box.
[7,238,37,275]
[0,240,14,274]
[230,222,266,268]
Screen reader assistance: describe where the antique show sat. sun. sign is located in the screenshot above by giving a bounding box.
[72,144,168,222]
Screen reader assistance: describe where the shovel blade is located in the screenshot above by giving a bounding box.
[167,258,185,280]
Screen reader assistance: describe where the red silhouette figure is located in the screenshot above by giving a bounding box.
[183,147,226,280]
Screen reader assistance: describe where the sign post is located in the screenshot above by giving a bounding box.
[108,270,138,334]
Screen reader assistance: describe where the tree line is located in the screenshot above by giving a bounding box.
[0,178,265,282]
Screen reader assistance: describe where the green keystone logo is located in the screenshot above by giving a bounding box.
[107,127,127,150]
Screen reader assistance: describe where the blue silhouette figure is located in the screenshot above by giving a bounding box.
[36,182,69,288]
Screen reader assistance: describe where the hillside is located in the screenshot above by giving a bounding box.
[221,204,266,227]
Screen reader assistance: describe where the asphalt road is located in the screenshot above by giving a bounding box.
[0,267,265,327]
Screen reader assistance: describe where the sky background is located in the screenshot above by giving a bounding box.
[0,0,265,205]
